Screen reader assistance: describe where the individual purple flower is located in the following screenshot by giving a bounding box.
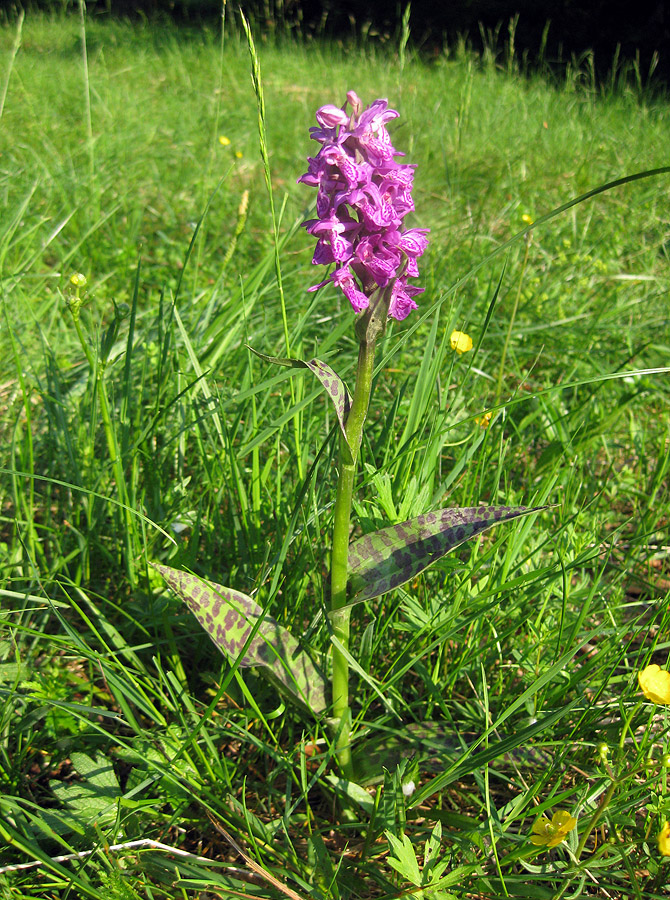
[298,93,428,322]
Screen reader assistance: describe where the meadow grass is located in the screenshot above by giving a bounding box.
[1,9,670,899]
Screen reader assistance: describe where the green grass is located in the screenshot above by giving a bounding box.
[1,9,670,899]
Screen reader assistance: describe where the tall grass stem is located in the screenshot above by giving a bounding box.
[78,0,94,182]
[240,12,303,480]
[68,300,137,588]
[495,231,532,403]
[0,10,24,122]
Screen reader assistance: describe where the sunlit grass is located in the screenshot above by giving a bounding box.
[1,10,669,899]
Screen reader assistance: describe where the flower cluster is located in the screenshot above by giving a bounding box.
[298,91,428,321]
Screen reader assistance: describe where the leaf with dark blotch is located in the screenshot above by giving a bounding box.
[154,564,326,714]
[347,505,546,603]
[249,347,352,454]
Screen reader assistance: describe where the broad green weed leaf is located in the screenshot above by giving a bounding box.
[51,752,121,828]
[324,774,376,815]
[249,348,352,454]
[154,564,327,714]
[385,831,422,886]
[348,505,546,603]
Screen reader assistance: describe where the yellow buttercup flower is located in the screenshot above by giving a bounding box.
[235,150,243,159]
[638,664,670,705]
[450,330,473,354]
[70,273,87,288]
[475,411,492,428]
[658,822,670,856]
[530,810,577,848]
[219,135,231,146]
[521,213,534,225]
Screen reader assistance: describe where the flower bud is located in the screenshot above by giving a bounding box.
[401,780,416,798]
[315,104,349,128]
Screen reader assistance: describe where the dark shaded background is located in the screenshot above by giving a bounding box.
[10,0,670,86]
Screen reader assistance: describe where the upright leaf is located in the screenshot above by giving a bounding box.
[154,564,327,714]
[347,505,546,603]
[249,348,352,456]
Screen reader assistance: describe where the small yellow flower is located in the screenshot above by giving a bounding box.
[530,810,577,848]
[235,150,243,159]
[70,273,87,288]
[638,664,670,705]
[521,213,534,226]
[218,135,231,146]
[475,411,492,428]
[450,330,473,354]
[658,822,670,856]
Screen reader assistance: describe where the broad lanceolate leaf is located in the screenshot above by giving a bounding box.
[249,347,352,455]
[51,752,121,829]
[154,564,326,714]
[347,505,546,603]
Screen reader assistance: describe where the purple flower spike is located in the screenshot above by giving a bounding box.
[299,93,428,321]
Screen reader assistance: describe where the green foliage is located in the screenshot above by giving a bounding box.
[155,563,328,713]
[386,822,470,898]
[51,752,121,832]
[250,348,353,455]
[1,11,670,900]
[348,504,545,603]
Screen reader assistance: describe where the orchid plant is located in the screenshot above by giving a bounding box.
[155,92,543,779]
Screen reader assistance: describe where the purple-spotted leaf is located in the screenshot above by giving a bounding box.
[154,564,326,714]
[347,505,546,603]
[249,347,352,456]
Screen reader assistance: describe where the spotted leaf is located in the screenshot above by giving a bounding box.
[154,564,326,714]
[249,348,352,457]
[347,505,546,603]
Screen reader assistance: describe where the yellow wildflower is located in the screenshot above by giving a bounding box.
[638,664,670,705]
[521,213,534,225]
[219,136,231,146]
[658,822,670,856]
[235,150,243,159]
[530,810,577,848]
[475,412,492,428]
[450,330,473,354]
[70,273,87,288]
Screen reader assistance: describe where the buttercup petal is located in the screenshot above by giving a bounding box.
[639,664,670,705]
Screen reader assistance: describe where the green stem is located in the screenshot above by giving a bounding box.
[71,307,96,372]
[70,305,137,588]
[495,231,532,404]
[96,366,137,588]
[574,777,617,861]
[77,0,94,183]
[0,10,24,122]
[330,338,377,778]
[574,703,640,860]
